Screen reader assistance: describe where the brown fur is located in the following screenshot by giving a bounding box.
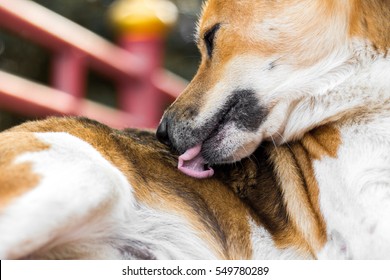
[349,0,390,53]
[0,133,49,208]
[274,125,341,253]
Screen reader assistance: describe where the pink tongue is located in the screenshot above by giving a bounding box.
[178,144,214,179]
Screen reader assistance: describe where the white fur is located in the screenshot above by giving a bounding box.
[273,42,390,259]
[282,42,390,142]
[316,116,390,259]
[255,43,390,259]
[0,132,131,259]
[250,219,310,260]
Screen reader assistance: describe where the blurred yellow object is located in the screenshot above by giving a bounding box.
[109,0,179,36]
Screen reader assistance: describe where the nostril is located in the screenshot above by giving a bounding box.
[156,118,172,146]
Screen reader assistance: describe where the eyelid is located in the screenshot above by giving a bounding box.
[203,23,221,58]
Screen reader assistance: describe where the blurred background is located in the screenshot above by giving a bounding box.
[0,0,203,130]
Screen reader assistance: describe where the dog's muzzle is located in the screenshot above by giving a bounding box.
[156,89,268,179]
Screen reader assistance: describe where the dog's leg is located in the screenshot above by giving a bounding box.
[0,132,132,259]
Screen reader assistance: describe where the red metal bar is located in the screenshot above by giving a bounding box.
[0,70,145,129]
[51,49,87,98]
[152,69,188,100]
[117,35,166,128]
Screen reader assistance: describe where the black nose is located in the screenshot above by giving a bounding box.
[156,117,172,146]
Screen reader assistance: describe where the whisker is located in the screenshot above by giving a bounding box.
[249,153,261,169]
[270,135,277,149]
[241,141,260,169]
[274,131,293,152]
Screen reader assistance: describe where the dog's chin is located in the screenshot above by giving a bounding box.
[205,122,262,163]
[203,137,260,165]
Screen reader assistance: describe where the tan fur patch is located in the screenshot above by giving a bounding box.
[290,143,327,249]
[302,125,342,159]
[349,0,390,53]
[268,145,320,255]
[0,133,49,208]
[270,124,341,255]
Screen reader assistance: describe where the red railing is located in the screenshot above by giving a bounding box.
[0,0,187,128]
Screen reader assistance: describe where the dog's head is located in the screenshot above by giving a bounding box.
[157,0,356,178]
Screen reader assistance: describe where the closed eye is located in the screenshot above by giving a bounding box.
[204,23,221,58]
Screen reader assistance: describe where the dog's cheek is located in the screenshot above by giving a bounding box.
[226,89,268,132]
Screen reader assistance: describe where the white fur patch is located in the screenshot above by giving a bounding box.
[0,132,134,259]
[315,118,390,259]
[250,219,309,260]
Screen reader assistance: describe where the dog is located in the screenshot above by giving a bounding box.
[1,0,389,260]
[0,116,338,259]
[157,0,390,258]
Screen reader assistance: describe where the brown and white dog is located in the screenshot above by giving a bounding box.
[157,0,390,258]
[0,117,332,259]
[1,0,390,260]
